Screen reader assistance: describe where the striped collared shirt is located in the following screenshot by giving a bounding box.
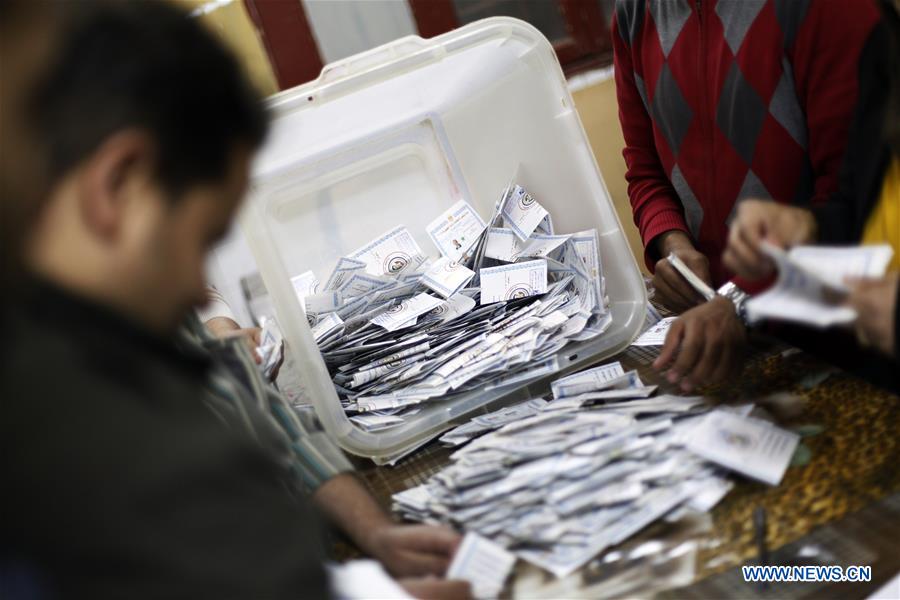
[182,315,353,493]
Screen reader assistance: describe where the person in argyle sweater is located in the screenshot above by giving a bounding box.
[612,0,880,391]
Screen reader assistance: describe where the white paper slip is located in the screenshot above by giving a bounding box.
[571,229,604,309]
[392,484,432,512]
[746,288,855,328]
[323,257,367,291]
[370,293,444,331]
[255,316,284,379]
[479,259,548,304]
[290,271,319,307]
[349,413,405,431]
[667,252,716,301]
[867,570,900,600]
[645,301,663,328]
[338,273,391,298]
[522,233,570,259]
[548,385,659,409]
[501,184,548,241]
[789,244,893,291]
[685,476,734,512]
[349,226,425,276]
[484,227,570,262]
[550,361,626,399]
[350,354,424,388]
[484,227,522,262]
[686,410,799,486]
[425,292,477,322]
[356,389,440,412]
[447,532,516,599]
[746,243,856,328]
[746,243,894,328]
[327,560,414,600]
[311,312,344,342]
[305,291,343,324]
[536,212,554,234]
[632,316,677,346]
[421,257,476,298]
[426,199,486,260]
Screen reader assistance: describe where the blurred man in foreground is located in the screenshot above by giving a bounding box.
[1,2,467,597]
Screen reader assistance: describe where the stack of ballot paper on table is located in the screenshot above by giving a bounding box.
[292,183,614,434]
[394,360,800,579]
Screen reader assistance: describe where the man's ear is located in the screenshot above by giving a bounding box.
[76,129,157,240]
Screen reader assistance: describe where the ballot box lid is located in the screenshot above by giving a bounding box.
[240,17,647,463]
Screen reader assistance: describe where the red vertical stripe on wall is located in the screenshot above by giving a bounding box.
[243,0,323,90]
[407,0,458,38]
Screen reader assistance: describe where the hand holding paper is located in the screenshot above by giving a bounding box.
[652,231,712,312]
[745,243,894,328]
[844,272,899,356]
[724,200,819,280]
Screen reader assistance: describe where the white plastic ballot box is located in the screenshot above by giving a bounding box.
[241,17,647,463]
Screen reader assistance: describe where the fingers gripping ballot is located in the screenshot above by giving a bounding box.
[724,200,818,281]
[652,249,713,311]
[653,297,747,392]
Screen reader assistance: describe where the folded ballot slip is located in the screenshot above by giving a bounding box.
[550,361,627,399]
[370,293,444,332]
[421,257,476,298]
[426,199,486,260]
[479,259,548,304]
[501,184,549,241]
[255,316,285,380]
[349,226,425,277]
[484,227,570,262]
[323,257,367,292]
[447,532,516,599]
[686,409,799,486]
[631,316,677,346]
[290,270,319,306]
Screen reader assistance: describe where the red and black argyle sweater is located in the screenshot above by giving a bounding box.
[612,0,879,285]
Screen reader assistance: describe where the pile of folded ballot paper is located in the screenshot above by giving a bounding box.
[291,181,613,432]
[393,361,801,578]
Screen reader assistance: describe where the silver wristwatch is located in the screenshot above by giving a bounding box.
[717,281,751,326]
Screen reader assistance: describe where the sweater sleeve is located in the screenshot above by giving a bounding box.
[612,13,690,272]
[789,0,880,207]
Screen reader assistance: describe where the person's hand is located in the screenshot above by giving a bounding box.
[845,273,899,357]
[653,296,747,391]
[723,200,817,280]
[652,230,713,312]
[399,577,473,600]
[366,524,462,578]
[204,317,264,363]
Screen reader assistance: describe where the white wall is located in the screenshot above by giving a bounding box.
[301,0,418,64]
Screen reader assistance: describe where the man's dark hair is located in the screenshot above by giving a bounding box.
[29,0,268,197]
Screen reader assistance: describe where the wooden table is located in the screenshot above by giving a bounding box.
[348,335,900,598]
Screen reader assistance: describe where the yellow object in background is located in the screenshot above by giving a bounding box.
[862,156,900,272]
